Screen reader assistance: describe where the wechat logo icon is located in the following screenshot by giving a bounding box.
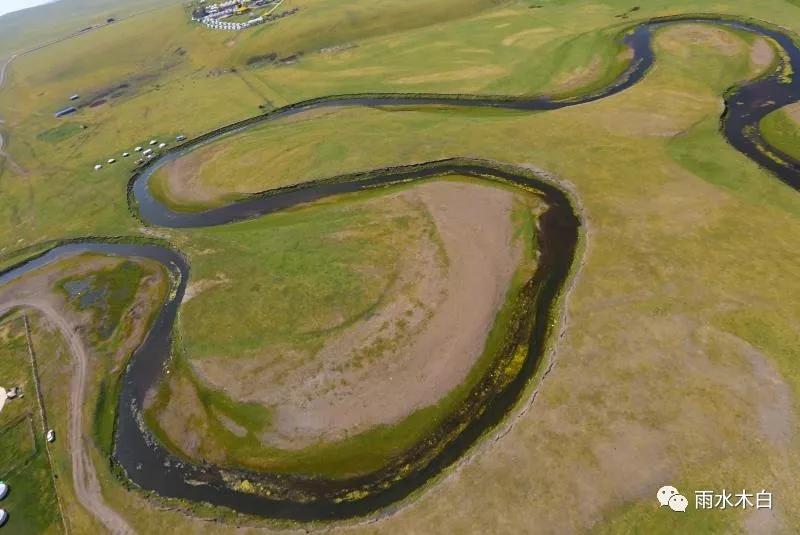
[658,485,688,512]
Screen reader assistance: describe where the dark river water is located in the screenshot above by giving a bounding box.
[3,15,800,522]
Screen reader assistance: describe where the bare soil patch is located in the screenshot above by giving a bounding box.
[750,37,776,72]
[549,55,603,94]
[182,272,230,304]
[160,144,227,205]
[152,373,226,462]
[191,180,531,447]
[658,24,745,57]
[785,102,800,124]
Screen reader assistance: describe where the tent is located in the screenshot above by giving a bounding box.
[0,482,7,500]
[0,387,5,414]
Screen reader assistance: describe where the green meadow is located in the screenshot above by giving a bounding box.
[761,104,800,161]
[142,175,542,477]
[0,0,799,532]
[0,316,63,535]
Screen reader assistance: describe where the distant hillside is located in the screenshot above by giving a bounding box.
[0,0,182,56]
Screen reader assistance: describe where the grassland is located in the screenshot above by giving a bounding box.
[0,315,63,534]
[0,254,169,534]
[59,259,145,341]
[142,176,542,477]
[0,0,799,532]
[761,102,800,161]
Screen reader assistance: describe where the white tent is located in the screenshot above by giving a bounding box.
[0,509,7,527]
[0,482,7,500]
[0,387,5,414]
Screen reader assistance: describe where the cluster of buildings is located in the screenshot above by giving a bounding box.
[192,0,288,31]
[204,16,264,31]
[54,93,82,118]
[94,134,186,171]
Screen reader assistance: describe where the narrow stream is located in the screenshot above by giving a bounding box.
[2,15,799,522]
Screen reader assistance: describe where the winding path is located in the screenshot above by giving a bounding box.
[0,300,134,535]
[0,53,26,175]
[1,13,800,525]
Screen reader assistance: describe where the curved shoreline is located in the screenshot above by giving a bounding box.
[132,14,800,222]
[119,13,800,521]
[0,12,799,525]
[1,160,583,522]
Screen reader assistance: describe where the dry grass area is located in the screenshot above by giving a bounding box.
[389,65,509,86]
[750,37,777,70]
[188,181,527,447]
[658,24,746,57]
[150,179,536,465]
[548,55,604,94]
[786,102,800,123]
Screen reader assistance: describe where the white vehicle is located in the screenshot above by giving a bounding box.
[142,148,153,156]
[46,429,55,443]
[149,139,158,145]
[0,482,7,500]
[158,142,167,148]
[122,152,130,157]
[135,146,143,151]
[94,164,102,170]
[107,158,116,164]
[0,509,7,527]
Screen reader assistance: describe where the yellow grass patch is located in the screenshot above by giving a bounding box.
[390,65,508,85]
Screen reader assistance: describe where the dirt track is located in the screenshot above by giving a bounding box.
[0,299,135,535]
[0,53,27,175]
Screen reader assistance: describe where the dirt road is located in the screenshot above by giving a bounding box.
[0,52,26,175]
[0,300,135,535]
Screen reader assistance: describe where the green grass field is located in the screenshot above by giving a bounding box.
[761,103,800,161]
[0,316,63,535]
[0,256,168,534]
[1,0,800,532]
[142,175,542,476]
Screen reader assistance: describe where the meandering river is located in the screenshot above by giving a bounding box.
[2,15,800,522]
